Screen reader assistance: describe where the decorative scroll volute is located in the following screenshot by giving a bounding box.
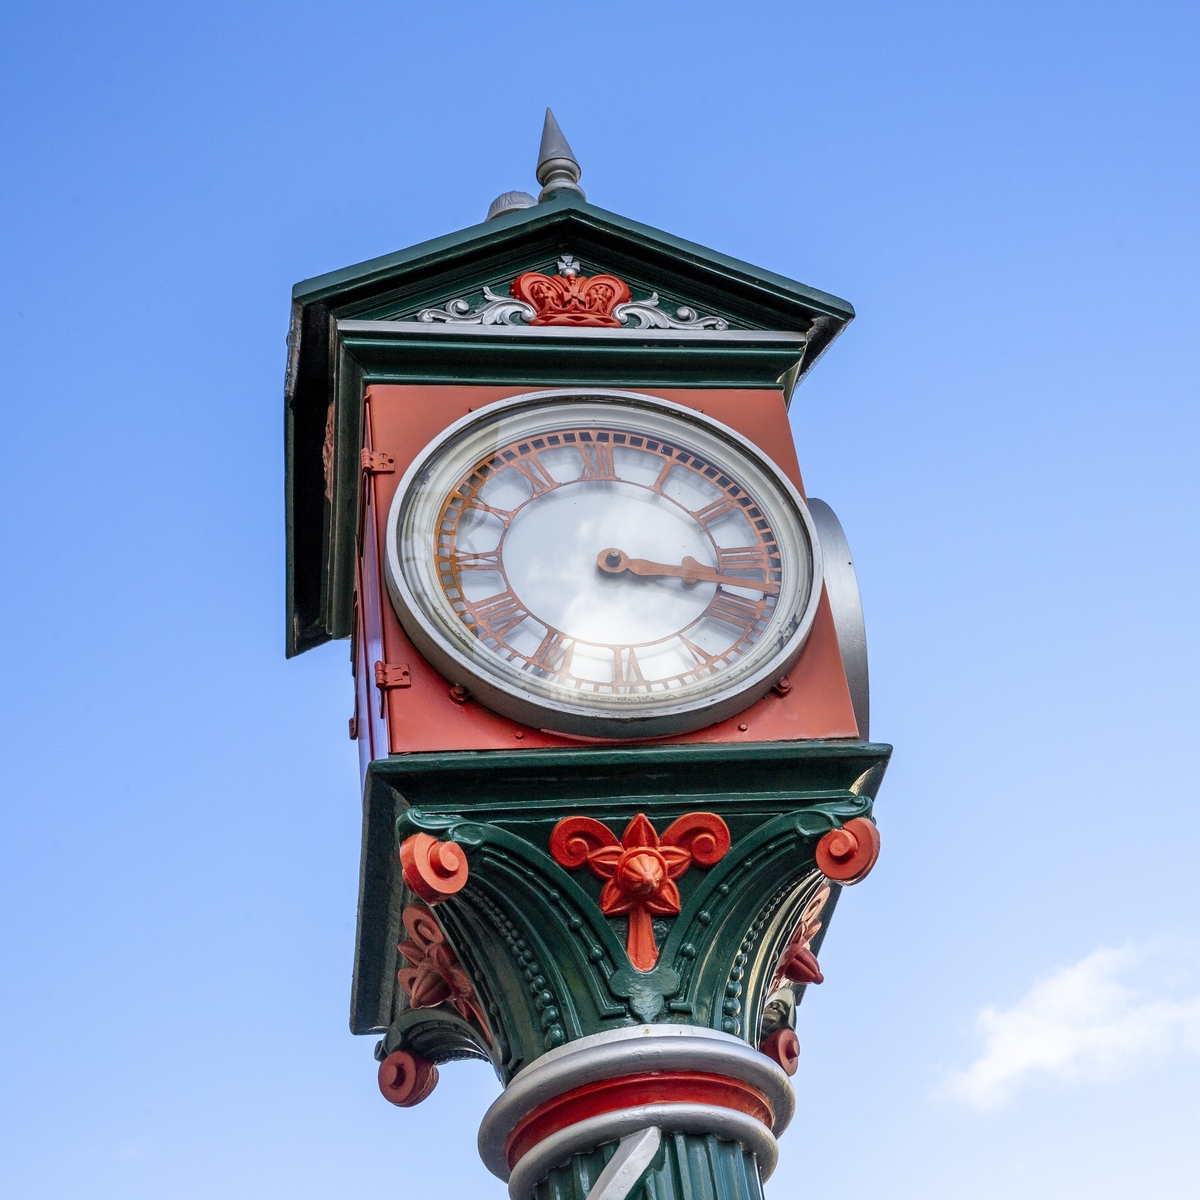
[660,812,733,865]
[400,832,469,903]
[548,816,618,869]
[550,812,731,970]
[815,817,880,883]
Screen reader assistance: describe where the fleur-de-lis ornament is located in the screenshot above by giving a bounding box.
[550,812,731,970]
[773,883,831,989]
[396,904,490,1036]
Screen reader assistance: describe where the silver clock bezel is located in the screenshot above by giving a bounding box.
[383,388,823,739]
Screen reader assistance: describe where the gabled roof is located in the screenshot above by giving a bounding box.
[285,189,855,656]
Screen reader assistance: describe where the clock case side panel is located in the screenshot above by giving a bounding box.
[354,397,390,769]
[355,384,859,763]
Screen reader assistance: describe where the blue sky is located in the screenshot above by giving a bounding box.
[1,3,1197,1197]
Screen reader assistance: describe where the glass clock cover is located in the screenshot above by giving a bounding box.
[384,390,823,738]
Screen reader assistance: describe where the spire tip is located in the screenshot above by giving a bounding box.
[536,108,585,202]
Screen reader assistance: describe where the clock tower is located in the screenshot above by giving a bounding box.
[285,111,889,1200]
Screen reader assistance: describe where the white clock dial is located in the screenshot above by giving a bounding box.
[384,390,822,738]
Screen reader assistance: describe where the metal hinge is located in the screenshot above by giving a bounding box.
[361,448,396,474]
[374,660,411,718]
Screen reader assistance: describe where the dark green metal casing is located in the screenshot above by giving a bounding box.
[359,741,890,1074]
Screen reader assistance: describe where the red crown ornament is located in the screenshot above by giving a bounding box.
[510,255,631,327]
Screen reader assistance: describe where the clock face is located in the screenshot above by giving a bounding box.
[384,390,822,738]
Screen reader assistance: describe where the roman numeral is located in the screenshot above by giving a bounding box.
[510,454,558,496]
[717,546,769,574]
[464,499,515,521]
[706,592,766,638]
[471,590,530,639]
[693,496,740,524]
[615,647,647,687]
[526,629,574,674]
[448,550,502,571]
[716,546,775,587]
[679,635,722,672]
[650,457,675,491]
[579,442,617,480]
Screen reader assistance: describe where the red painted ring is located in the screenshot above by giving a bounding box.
[503,1071,774,1169]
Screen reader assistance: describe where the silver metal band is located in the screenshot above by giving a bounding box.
[479,1025,794,1181]
[506,1104,779,1200]
[807,498,869,739]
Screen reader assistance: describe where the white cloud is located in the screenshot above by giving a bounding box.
[945,943,1200,1109]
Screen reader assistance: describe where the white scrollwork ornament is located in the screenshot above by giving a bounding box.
[415,287,536,325]
[612,293,729,330]
[411,281,731,330]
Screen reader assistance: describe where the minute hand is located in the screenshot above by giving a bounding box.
[596,548,779,595]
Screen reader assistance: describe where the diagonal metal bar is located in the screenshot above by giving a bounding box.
[585,1127,662,1200]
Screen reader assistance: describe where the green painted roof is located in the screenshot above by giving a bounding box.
[292,189,853,325]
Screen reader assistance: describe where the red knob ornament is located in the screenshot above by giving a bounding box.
[400,833,469,904]
[760,1028,800,1076]
[815,817,880,884]
[377,1049,439,1107]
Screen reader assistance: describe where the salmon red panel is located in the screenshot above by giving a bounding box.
[358,384,858,756]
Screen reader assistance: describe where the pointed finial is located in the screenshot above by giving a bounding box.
[536,108,585,202]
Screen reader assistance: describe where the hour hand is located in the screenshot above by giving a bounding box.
[596,548,779,595]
